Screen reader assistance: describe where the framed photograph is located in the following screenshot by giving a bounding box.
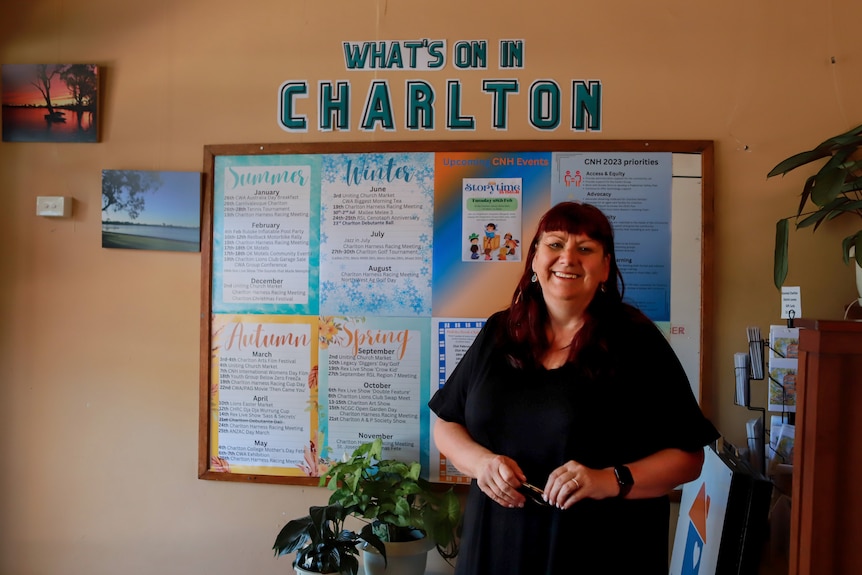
[1,63,99,143]
[102,170,202,253]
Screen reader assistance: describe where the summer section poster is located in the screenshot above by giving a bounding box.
[211,154,321,315]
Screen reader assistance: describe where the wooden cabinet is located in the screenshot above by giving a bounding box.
[789,319,862,575]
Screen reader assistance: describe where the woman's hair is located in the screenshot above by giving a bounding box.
[504,201,626,369]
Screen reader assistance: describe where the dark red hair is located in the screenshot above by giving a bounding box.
[504,202,626,369]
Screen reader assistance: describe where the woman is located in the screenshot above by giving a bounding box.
[429,202,719,574]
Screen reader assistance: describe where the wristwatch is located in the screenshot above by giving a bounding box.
[613,465,634,498]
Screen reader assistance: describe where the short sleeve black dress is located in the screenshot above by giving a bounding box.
[428,308,720,575]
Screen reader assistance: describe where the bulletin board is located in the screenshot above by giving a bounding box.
[197,140,714,486]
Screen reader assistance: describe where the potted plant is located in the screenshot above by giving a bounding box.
[320,439,461,575]
[767,122,862,294]
[273,503,386,575]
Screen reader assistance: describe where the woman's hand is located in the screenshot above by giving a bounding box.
[475,454,527,508]
[433,420,527,508]
[542,449,706,509]
[544,460,618,509]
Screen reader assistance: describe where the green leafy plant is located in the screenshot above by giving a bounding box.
[273,503,386,575]
[768,122,862,288]
[320,439,461,561]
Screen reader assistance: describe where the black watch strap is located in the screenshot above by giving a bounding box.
[614,465,634,498]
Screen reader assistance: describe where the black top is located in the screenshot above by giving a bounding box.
[429,309,720,575]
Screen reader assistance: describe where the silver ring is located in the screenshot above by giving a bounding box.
[571,477,580,490]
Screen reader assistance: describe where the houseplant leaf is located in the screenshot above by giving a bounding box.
[843,232,862,265]
[274,503,377,575]
[321,439,461,562]
[794,175,816,218]
[767,123,862,178]
[273,515,314,556]
[774,219,789,289]
[810,165,849,207]
[768,123,862,289]
[796,201,841,230]
[814,123,862,148]
[768,149,833,178]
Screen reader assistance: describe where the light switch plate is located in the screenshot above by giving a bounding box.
[36,196,71,217]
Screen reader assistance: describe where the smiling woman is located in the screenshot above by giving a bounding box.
[531,230,610,321]
[429,201,719,575]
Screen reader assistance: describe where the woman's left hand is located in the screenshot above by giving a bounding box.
[543,460,619,509]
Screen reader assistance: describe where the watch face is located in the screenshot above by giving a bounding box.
[615,465,633,485]
[614,465,634,497]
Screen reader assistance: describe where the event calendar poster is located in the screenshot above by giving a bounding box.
[551,152,673,321]
[428,318,486,484]
[431,151,552,317]
[319,316,431,466]
[211,154,321,315]
[209,314,319,477]
[201,142,710,484]
[319,153,434,316]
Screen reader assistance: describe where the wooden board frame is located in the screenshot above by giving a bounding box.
[198,139,714,485]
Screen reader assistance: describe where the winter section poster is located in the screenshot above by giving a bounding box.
[319,153,434,316]
[551,152,673,321]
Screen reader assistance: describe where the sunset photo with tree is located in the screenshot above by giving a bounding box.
[1,63,99,142]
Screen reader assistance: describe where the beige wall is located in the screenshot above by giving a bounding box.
[2,1,860,573]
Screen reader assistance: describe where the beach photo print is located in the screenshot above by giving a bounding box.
[102,170,202,252]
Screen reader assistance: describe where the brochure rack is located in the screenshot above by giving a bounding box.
[735,315,798,476]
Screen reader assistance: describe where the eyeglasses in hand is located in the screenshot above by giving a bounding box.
[518,481,550,507]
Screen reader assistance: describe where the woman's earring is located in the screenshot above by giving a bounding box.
[531,272,537,283]
[600,282,607,293]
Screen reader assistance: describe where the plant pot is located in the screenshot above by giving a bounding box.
[856,260,862,303]
[362,532,436,575]
[294,567,335,575]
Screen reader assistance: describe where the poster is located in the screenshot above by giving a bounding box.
[768,357,797,413]
[669,447,732,575]
[428,318,485,484]
[211,154,321,315]
[552,152,673,321]
[319,153,434,316]
[319,315,430,464]
[209,314,319,476]
[461,178,522,262]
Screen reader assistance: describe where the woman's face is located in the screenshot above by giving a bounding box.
[531,230,610,305]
